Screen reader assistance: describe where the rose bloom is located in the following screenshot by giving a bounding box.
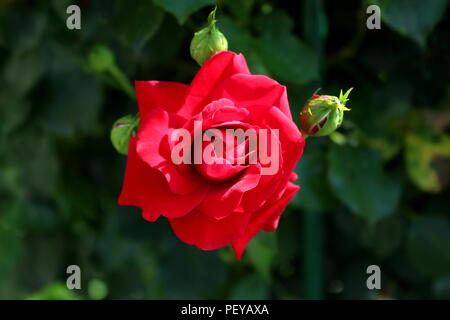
[119,51,305,259]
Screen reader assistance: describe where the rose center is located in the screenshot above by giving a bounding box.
[194,129,249,181]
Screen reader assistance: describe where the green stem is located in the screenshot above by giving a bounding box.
[109,65,136,100]
[302,0,327,76]
[303,211,324,299]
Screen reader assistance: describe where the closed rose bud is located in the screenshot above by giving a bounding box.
[300,88,353,137]
[88,45,115,73]
[190,8,228,65]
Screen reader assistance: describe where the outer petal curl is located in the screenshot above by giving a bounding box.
[118,138,207,221]
[135,81,190,118]
[186,51,250,115]
[136,107,209,195]
[169,210,252,251]
[232,182,299,260]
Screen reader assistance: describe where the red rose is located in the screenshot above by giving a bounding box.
[118,51,305,259]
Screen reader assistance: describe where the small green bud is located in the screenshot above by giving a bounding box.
[111,114,139,155]
[190,8,228,65]
[88,45,115,73]
[300,88,353,137]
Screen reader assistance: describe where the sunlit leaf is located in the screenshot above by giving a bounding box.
[405,133,450,193]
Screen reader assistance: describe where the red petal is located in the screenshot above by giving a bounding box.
[211,74,292,119]
[197,164,261,220]
[239,106,304,213]
[169,210,252,251]
[232,182,299,259]
[135,81,190,118]
[266,107,304,175]
[186,51,250,115]
[136,108,209,195]
[118,138,207,220]
[201,98,250,127]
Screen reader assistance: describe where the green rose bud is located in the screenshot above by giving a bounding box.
[88,45,115,73]
[111,114,140,155]
[190,7,228,65]
[300,88,353,137]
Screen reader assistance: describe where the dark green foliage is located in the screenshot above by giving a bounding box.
[0,0,449,299]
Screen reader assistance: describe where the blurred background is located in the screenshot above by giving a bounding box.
[0,0,449,300]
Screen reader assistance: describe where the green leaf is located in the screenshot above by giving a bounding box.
[327,145,400,224]
[407,216,450,278]
[246,232,276,281]
[255,34,319,85]
[111,114,139,155]
[254,11,319,85]
[217,15,267,74]
[217,15,252,55]
[114,0,165,49]
[153,0,215,24]
[405,133,450,193]
[371,0,449,46]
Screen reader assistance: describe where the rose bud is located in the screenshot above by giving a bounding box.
[300,88,353,137]
[190,7,228,65]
